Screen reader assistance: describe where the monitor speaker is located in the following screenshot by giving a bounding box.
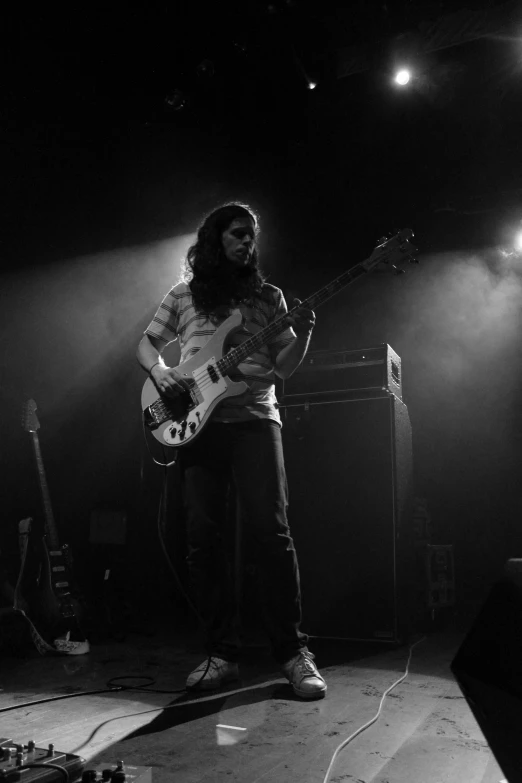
[282,393,414,643]
[451,559,522,783]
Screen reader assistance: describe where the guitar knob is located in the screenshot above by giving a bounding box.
[189,421,196,432]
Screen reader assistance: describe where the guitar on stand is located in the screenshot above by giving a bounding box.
[16,399,90,655]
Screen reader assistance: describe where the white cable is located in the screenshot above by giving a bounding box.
[322,635,426,783]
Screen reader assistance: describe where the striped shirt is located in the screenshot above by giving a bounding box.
[144,281,296,425]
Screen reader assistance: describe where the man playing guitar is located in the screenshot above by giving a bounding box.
[136,202,327,699]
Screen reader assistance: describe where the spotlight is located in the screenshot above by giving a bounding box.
[163,89,186,112]
[394,68,411,86]
[515,231,522,252]
[308,81,317,90]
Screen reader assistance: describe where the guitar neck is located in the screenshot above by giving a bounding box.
[218,261,368,374]
[31,431,60,550]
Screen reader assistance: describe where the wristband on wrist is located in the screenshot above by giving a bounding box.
[149,361,161,375]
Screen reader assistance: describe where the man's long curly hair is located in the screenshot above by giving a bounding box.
[183,203,266,315]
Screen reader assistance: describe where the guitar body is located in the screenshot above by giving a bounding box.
[142,311,249,448]
[18,537,86,646]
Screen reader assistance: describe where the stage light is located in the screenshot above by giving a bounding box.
[515,231,522,252]
[308,81,317,90]
[394,69,411,86]
[163,89,186,112]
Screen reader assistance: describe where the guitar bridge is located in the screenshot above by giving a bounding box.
[145,381,201,430]
[145,398,172,428]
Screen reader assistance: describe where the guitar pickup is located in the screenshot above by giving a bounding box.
[189,385,204,407]
[207,364,219,383]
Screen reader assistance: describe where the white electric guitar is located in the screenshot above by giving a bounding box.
[142,228,417,449]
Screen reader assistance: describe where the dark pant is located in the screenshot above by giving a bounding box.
[180,419,308,664]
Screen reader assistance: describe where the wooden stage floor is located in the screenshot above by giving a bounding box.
[0,626,506,783]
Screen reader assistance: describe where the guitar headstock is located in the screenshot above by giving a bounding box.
[22,399,40,433]
[362,228,418,274]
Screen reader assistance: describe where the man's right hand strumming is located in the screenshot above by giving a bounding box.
[150,364,188,397]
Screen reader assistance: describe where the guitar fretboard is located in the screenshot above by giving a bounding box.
[217,262,368,375]
[31,431,61,550]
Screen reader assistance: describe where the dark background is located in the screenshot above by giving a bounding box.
[1,0,522,624]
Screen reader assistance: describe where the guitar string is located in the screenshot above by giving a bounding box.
[189,286,332,393]
[191,254,386,385]
[183,317,288,396]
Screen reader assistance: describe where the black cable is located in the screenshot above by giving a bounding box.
[0,662,234,718]
[141,414,178,468]
[106,676,155,688]
[154,462,216,691]
[105,675,186,694]
[0,668,219,714]
[19,763,69,781]
[145,419,213,690]
[0,688,124,713]
[155,472,201,620]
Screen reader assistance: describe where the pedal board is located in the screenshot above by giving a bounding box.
[0,741,152,782]
[0,738,85,781]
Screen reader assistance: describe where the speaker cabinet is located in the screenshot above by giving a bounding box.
[282,393,414,643]
[451,560,522,783]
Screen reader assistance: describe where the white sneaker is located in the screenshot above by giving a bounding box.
[186,657,239,690]
[282,651,327,699]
